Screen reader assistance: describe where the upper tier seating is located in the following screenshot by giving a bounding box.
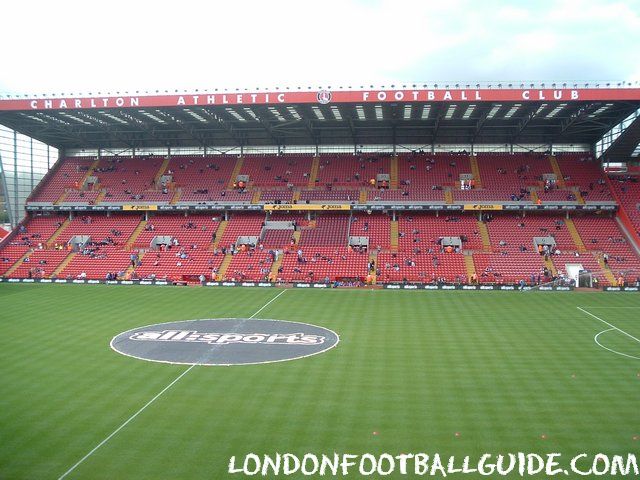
[93,156,165,202]
[315,154,392,188]
[29,158,96,203]
[168,155,239,202]
[608,176,640,237]
[240,154,312,187]
[555,153,613,201]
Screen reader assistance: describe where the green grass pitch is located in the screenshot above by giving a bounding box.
[1,283,639,479]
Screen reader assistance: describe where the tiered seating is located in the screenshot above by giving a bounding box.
[62,190,101,204]
[133,214,220,249]
[553,252,609,285]
[472,252,545,284]
[474,152,551,201]
[397,213,484,252]
[55,214,141,245]
[168,155,238,202]
[135,249,225,281]
[377,251,467,283]
[217,213,265,249]
[12,249,70,278]
[608,176,640,235]
[572,216,640,279]
[299,215,349,246]
[57,247,133,280]
[349,213,391,250]
[0,245,31,275]
[224,251,274,281]
[262,230,294,248]
[485,215,575,252]
[367,189,445,202]
[299,190,359,203]
[1,214,68,250]
[93,156,164,202]
[536,189,579,202]
[478,214,576,282]
[240,155,312,187]
[315,154,391,187]
[260,190,294,203]
[29,158,95,203]
[555,153,613,201]
[279,247,369,282]
[397,152,471,190]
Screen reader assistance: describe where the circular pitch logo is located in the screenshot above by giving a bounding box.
[110,318,339,366]
[317,90,332,104]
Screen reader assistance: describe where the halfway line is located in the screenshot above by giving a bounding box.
[57,288,288,480]
[577,306,640,345]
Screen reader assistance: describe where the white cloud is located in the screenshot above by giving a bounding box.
[0,0,638,94]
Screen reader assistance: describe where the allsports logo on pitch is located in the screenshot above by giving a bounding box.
[130,330,326,346]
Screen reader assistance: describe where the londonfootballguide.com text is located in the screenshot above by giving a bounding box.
[228,452,639,477]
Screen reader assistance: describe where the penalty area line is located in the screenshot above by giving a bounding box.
[577,306,640,345]
[57,288,288,480]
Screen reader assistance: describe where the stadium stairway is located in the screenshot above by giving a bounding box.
[543,256,557,276]
[444,189,453,204]
[170,189,182,204]
[292,191,301,203]
[55,158,102,204]
[368,250,378,284]
[153,158,171,185]
[126,251,146,279]
[227,157,244,189]
[94,189,107,204]
[2,249,34,277]
[548,155,566,187]
[359,189,367,204]
[469,155,483,188]
[54,191,69,205]
[477,221,492,252]
[125,220,148,249]
[596,255,618,285]
[216,253,234,280]
[529,189,540,204]
[564,218,587,253]
[269,252,284,281]
[252,190,261,204]
[308,157,320,187]
[49,252,76,278]
[574,189,585,204]
[211,220,228,250]
[390,220,398,251]
[292,230,301,244]
[464,253,476,280]
[46,218,71,247]
[390,156,398,189]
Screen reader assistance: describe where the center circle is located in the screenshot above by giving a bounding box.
[110,318,340,366]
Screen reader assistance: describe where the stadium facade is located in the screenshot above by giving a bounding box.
[0,82,639,288]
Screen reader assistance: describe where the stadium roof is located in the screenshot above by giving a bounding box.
[1,85,639,150]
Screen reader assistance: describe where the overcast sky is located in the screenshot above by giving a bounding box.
[1,0,639,95]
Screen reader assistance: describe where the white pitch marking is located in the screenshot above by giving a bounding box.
[594,329,640,360]
[57,289,288,480]
[577,306,640,345]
